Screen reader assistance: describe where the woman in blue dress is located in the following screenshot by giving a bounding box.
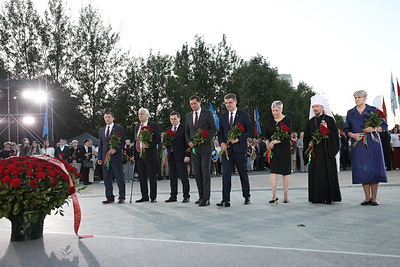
[344,90,387,206]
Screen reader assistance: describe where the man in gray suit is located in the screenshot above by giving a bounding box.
[185,95,217,206]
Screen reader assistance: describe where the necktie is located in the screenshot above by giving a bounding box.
[173,126,177,132]
[106,126,110,140]
[136,124,143,153]
[229,112,234,128]
[194,111,199,128]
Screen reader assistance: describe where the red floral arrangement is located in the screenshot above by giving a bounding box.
[305,124,331,164]
[104,132,123,169]
[264,123,291,164]
[0,156,82,220]
[139,126,154,158]
[162,128,177,147]
[219,123,245,160]
[187,129,209,154]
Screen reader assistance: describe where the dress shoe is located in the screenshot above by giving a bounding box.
[199,200,210,206]
[117,198,125,204]
[102,199,114,204]
[269,197,279,204]
[361,200,371,206]
[244,198,251,205]
[135,198,149,203]
[165,197,177,203]
[151,199,157,203]
[216,201,230,207]
[195,199,202,204]
[182,198,190,203]
[283,200,289,203]
[370,201,379,206]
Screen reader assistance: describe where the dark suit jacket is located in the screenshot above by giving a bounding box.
[78,145,93,162]
[217,109,253,154]
[55,146,72,162]
[185,109,217,153]
[98,124,125,162]
[133,121,161,161]
[166,124,189,162]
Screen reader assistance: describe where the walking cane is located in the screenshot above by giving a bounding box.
[129,161,135,203]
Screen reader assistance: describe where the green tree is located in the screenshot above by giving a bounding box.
[334,113,345,130]
[40,0,72,85]
[69,4,122,130]
[0,0,44,78]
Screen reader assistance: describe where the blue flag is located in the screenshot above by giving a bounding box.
[254,107,262,135]
[209,103,220,129]
[42,106,49,137]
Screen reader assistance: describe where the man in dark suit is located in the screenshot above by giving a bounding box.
[217,93,253,207]
[97,112,126,204]
[165,111,191,203]
[54,138,71,162]
[185,95,217,206]
[133,108,161,203]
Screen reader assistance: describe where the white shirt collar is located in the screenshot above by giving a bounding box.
[229,109,238,120]
[106,123,114,134]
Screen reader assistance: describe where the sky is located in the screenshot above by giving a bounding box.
[32,0,400,126]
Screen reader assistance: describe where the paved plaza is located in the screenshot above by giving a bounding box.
[1,170,400,266]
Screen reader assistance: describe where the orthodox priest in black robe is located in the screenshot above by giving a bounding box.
[303,95,342,204]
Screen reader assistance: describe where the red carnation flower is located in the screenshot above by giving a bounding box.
[376,109,385,118]
[166,129,176,136]
[201,130,209,138]
[2,175,12,184]
[11,170,20,177]
[11,178,22,188]
[26,170,34,177]
[36,172,47,180]
[50,178,58,185]
[47,170,56,178]
[29,179,38,188]
[68,186,76,195]
[17,167,25,172]
[8,164,17,171]
[141,126,154,132]
[236,123,245,131]
[3,169,11,175]
[281,123,291,132]
[320,124,330,136]
[114,132,122,136]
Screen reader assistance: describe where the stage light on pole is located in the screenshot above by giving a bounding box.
[22,90,48,103]
[22,116,35,125]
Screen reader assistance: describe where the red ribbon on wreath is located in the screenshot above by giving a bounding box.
[33,155,93,239]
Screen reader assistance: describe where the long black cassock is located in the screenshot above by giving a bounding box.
[303,114,342,203]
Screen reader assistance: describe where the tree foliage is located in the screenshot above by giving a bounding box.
[0,0,316,141]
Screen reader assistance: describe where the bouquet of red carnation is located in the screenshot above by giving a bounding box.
[104,132,122,170]
[264,123,291,164]
[139,126,154,158]
[162,129,176,147]
[187,129,209,155]
[353,109,385,148]
[305,124,330,165]
[271,123,291,142]
[219,123,245,160]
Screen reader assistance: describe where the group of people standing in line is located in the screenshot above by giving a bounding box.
[1,90,395,207]
[93,90,391,207]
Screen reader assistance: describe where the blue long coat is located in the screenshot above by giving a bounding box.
[344,104,387,184]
